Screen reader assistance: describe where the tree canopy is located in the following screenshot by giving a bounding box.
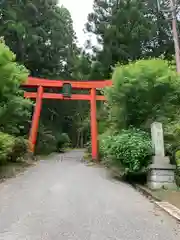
[0,0,78,78]
[86,0,175,79]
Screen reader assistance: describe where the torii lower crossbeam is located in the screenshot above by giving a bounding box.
[23,77,112,161]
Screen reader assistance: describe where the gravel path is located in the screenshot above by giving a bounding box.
[0,150,180,240]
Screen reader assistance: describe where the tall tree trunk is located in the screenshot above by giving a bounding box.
[76,130,80,148]
[80,131,84,148]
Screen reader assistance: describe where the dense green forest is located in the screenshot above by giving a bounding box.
[0,0,180,183]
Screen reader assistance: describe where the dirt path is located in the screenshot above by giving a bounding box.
[0,150,180,240]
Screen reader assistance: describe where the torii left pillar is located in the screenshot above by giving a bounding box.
[29,86,43,153]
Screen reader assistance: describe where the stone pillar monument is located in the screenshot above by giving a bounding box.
[148,122,176,189]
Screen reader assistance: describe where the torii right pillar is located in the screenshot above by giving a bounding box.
[90,88,98,161]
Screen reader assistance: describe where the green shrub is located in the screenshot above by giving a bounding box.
[35,123,57,155]
[10,137,29,162]
[175,169,180,187]
[163,122,180,164]
[0,133,29,164]
[0,41,32,136]
[99,128,152,174]
[98,120,108,135]
[104,59,180,131]
[56,133,70,152]
[0,132,15,164]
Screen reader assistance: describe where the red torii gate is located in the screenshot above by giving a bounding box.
[23,77,112,161]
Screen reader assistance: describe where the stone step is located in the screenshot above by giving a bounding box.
[155,201,180,221]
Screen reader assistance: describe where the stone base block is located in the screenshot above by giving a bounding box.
[148,181,176,189]
[148,158,176,189]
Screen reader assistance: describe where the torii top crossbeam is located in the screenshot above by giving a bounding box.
[25,77,112,88]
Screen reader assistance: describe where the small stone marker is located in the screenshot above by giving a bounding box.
[148,122,176,189]
[151,122,165,156]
